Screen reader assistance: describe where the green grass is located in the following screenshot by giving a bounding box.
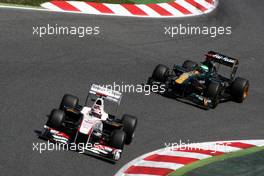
[184,149,264,176]
[168,146,264,176]
[0,0,175,6]
[0,0,46,6]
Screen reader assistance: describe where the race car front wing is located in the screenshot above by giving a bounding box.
[39,126,122,161]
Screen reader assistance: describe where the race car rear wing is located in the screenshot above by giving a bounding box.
[205,51,239,80]
[205,51,239,67]
[88,84,122,105]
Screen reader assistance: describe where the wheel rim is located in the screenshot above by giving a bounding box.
[243,85,249,99]
[203,98,209,107]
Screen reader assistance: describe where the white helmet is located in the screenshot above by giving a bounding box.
[91,99,103,118]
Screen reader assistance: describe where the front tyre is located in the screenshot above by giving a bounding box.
[121,115,137,145]
[46,109,65,130]
[109,130,126,150]
[231,77,249,103]
[152,64,169,82]
[205,82,221,108]
[59,94,79,110]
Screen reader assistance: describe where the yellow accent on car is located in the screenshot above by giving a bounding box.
[175,73,190,84]
[66,108,77,113]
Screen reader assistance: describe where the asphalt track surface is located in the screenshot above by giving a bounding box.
[0,1,264,176]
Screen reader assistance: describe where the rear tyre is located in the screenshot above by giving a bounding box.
[231,77,249,103]
[46,109,65,130]
[152,64,169,82]
[182,60,198,71]
[59,94,79,110]
[109,130,126,149]
[205,82,221,108]
[121,115,137,145]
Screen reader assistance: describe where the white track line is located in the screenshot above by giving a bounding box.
[238,140,264,147]
[176,0,202,13]
[160,150,212,159]
[41,2,63,11]
[134,160,184,170]
[104,4,132,16]
[195,0,214,8]
[67,1,100,14]
[135,4,161,17]
[158,3,185,16]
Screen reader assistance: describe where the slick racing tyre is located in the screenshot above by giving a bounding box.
[46,109,65,130]
[110,130,126,149]
[59,94,79,110]
[231,77,249,103]
[152,64,169,82]
[182,60,198,71]
[121,115,137,145]
[206,82,221,108]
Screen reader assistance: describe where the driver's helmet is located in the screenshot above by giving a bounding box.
[199,64,209,73]
[91,99,102,118]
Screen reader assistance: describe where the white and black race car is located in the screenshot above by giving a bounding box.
[39,84,137,162]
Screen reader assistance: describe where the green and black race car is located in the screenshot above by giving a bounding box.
[147,51,249,109]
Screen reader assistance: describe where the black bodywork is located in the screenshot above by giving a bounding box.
[147,51,249,109]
